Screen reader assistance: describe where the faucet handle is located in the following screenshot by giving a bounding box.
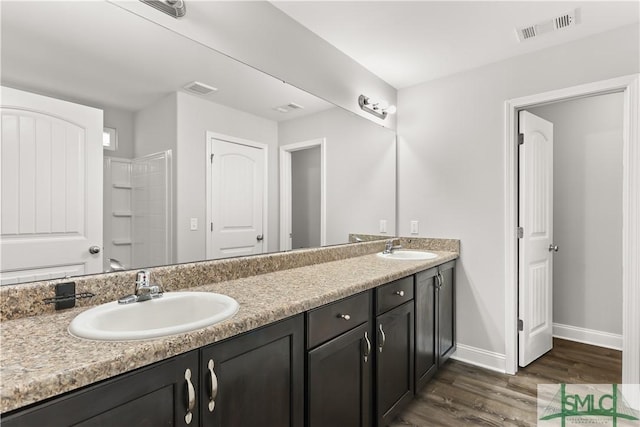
[136,270,150,288]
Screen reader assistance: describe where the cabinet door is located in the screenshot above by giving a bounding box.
[308,321,372,427]
[2,350,199,427]
[376,301,414,427]
[200,314,304,427]
[415,268,438,391]
[438,261,456,366]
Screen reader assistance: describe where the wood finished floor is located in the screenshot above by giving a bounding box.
[391,339,622,426]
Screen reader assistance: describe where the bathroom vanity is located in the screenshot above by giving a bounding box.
[0,242,457,427]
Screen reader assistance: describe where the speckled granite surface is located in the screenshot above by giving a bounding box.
[0,239,459,413]
[1,240,389,321]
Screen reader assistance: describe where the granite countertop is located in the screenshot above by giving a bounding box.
[0,250,457,413]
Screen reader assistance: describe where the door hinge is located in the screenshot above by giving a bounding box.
[517,227,524,238]
[518,319,524,331]
[210,222,213,232]
[518,133,524,145]
[210,153,214,163]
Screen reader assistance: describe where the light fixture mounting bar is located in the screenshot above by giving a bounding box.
[358,94,388,120]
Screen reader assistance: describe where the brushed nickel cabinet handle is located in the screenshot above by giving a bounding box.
[207,359,218,412]
[378,324,386,353]
[338,314,351,320]
[184,368,195,424]
[363,331,371,363]
[395,290,405,297]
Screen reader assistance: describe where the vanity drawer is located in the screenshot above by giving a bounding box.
[376,276,414,315]
[307,291,371,349]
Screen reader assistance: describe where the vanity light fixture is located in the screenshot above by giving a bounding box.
[358,95,396,120]
[140,0,186,18]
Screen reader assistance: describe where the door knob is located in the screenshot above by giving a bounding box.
[256,235,264,241]
[89,246,101,254]
[548,244,559,252]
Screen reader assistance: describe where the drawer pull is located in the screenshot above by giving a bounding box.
[378,324,386,353]
[207,359,218,412]
[394,290,405,297]
[338,314,351,321]
[184,368,195,424]
[363,331,371,363]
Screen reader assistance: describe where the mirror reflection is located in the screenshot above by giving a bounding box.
[0,1,396,286]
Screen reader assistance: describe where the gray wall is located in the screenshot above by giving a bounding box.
[279,107,396,245]
[529,92,623,335]
[291,146,321,249]
[397,24,639,357]
[103,106,134,159]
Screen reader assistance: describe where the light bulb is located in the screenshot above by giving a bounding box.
[385,105,397,115]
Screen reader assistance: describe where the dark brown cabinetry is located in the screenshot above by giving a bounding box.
[414,261,456,393]
[200,314,304,427]
[375,277,415,427]
[306,292,372,427]
[2,350,200,427]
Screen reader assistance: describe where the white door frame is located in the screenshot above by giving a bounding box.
[504,74,639,386]
[279,138,326,251]
[205,131,269,259]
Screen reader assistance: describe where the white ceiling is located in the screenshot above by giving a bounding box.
[272,1,640,89]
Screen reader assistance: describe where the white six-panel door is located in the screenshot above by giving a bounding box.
[0,86,103,284]
[207,136,266,259]
[518,110,554,367]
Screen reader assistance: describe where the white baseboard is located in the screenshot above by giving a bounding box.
[451,344,506,373]
[553,323,623,351]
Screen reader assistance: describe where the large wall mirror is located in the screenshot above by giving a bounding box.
[0,1,396,286]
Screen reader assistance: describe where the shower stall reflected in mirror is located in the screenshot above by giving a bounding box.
[103,150,173,271]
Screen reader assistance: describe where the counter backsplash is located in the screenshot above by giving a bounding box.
[0,237,459,321]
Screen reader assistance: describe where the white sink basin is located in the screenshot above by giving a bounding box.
[69,292,239,341]
[377,250,438,261]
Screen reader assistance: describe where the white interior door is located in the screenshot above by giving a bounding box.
[207,137,265,259]
[518,110,554,367]
[0,86,103,284]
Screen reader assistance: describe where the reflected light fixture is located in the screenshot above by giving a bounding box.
[140,0,186,18]
[358,94,396,120]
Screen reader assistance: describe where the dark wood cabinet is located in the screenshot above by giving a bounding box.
[307,321,372,427]
[306,291,372,427]
[437,261,456,366]
[375,297,414,427]
[414,260,456,393]
[414,267,438,391]
[2,350,199,427]
[200,314,304,427]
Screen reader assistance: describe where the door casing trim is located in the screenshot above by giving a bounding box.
[503,74,639,389]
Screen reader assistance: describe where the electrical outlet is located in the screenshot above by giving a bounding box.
[190,218,198,231]
[379,220,387,233]
[410,220,419,235]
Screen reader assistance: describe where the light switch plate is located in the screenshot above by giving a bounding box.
[190,218,198,231]
[379,219,387,233]
[410,220,419,235]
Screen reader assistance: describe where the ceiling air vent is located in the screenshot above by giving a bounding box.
[183,81,218,96]
[516,8,580,42]
[273,102,305,113]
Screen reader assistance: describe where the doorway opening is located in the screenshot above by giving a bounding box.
[279,138,326,251]
[517,93,624,370]
[504,75,639,391]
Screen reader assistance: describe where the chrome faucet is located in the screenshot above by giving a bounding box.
[118,270,164,304]
[382,239,402,254]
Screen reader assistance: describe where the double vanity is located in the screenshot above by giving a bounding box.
[0,238,458,426]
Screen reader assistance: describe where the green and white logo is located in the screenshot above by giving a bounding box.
[538,384,640,426]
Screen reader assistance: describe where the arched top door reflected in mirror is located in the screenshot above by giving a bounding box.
[0,1,396,287]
